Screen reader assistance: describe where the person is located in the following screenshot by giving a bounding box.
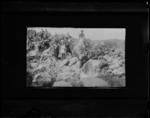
[54,44,60,59]
[59,40,66,59]
[79,30,85,39]
[66,42,72,56]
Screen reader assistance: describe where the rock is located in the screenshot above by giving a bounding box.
[27,49,37,57]
[103,55,112,62]
[80,77,109,87]
[111,66,125,75]
[108,57,125,75]
[32,72,52,86]
[70,61,80,72]
[58,59,69,68]
[80,59,110,87]
[30,62,39,68]
[56,70,72,81]
[56,56,80,81]
[69,57,78,66]
[53,81,72,87]
[81,59,100,76]
[57,63,80,79]
[67,72,81,86]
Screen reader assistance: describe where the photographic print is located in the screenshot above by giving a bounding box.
[26,28,126,87]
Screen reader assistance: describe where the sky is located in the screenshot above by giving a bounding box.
[28,27,126,41]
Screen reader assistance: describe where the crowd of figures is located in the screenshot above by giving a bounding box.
[27,29,125,87]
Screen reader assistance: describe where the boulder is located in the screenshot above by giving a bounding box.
[32,72,52,86]
[79,59,110,87]
[53,81,72,87]
[30,62,39,68]
[27,49,37,57]
[81,59,100,77]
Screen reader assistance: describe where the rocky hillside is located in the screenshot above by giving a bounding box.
[26,29,125,87]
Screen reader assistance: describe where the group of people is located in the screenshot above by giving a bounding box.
[53,31,89,61]
[27,29,93,69]
[53,38,72,60]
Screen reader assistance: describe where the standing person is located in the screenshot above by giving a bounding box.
[52,42,59,59]
[79,30,85,39]
[59,39,66,60]
[65,37,72,57]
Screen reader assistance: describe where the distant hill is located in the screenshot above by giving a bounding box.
[88,39,125,50]
[102,39,125,50]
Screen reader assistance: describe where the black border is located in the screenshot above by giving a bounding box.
[1,2,149,100]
